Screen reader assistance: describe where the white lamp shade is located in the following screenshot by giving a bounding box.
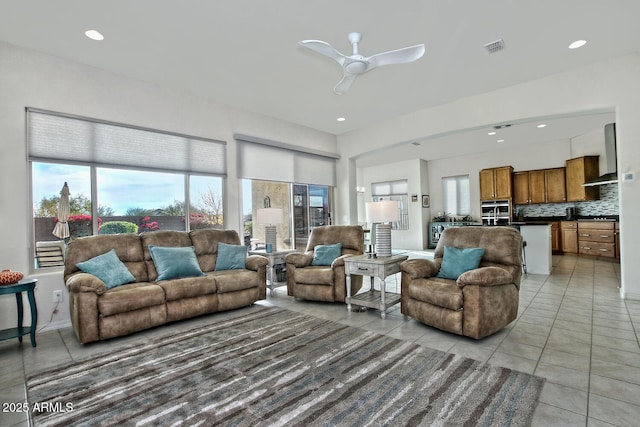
[365,200,399,223]
[256,208,283,224]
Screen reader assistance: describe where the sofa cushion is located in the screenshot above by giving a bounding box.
[189,229,242,272]
[436,246,485,280]
[293,266,334,285]
[76,249,136,290]
[210,269,263,293]
[149,245,205,281]
[141,231,194,281]
[312,243,342,266]
[408,278,463,310]
[97,282,166,316]
[215,242,247,270]
[65,234,148,283]
[157,275,217,301]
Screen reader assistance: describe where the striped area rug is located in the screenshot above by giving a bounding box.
[27,306,543,426]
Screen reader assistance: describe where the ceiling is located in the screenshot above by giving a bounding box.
[1,1,638,149]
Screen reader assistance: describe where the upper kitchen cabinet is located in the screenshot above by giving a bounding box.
[480,166,513,200]
[545,167,567,203]
[513,167,565,204]
[566,156,600,202]
[513,170,545,204]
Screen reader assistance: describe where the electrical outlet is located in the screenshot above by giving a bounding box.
[53,290,63,303]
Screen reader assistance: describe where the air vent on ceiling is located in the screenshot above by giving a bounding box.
[484,39,505,53]
[493,124,512,130]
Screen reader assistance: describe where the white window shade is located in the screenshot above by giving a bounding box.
[28,109,226,176]
[442,175,470,216]
[237,141,295,182]
[372,180,408,196]
[235,134,337,186]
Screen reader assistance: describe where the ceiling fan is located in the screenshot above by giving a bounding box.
[298,32,425,95]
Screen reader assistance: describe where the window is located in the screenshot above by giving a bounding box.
[371,180,409,230]
[29,109,226,269]
[442,175,470,216]
[240,179,332,251]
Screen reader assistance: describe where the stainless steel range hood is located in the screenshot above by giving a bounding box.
[583,123,618,186]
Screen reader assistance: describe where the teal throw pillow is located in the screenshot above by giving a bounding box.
[149,245,205,281]
[436,246,485,280]
[215,242,247,270]
[76,249,136,290]
[312,243,342,266]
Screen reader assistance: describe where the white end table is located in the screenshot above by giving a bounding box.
[248,249,295,295]
[344,254,408,319]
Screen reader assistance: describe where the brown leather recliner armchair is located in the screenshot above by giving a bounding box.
[401,226,522,339]
[285,225,364,302]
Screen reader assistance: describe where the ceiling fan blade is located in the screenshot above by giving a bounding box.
[298,40,347,66]
[333,73,358,95]
[367,44,426,69]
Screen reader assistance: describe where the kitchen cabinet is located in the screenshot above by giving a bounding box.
[551,221,561,253]
[561,221,578,254]
[578,221,615,258]
[545,168,567,203]
[615,222,620,260]
[480,166,513,200]
[513,167,566,204]
[512,172,528,205]
[566,156,600,202]
[513,170,545,204]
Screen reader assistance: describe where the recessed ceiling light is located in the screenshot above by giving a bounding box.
[537,124,547,128]
[488,131,497,136]
[85,30,104,41]
[336,117,346,122]
[497,139,505,143]
[568,40,586,49]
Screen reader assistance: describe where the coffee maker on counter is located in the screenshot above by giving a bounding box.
[566,206,576,221]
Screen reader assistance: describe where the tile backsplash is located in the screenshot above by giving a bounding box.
[515,183,619,217]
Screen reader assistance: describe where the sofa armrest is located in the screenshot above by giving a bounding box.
[246,254,269,271]
[285,252,313,268]
[400,259,439,280]
[65,272,107,295]
[456,266,514,288]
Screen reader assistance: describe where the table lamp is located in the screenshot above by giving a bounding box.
[256,208,283,252]
[365,200,399,257]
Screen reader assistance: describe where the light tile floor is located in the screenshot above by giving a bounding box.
[1,253,639,426]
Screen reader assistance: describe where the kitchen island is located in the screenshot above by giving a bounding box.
[513,223,552,275]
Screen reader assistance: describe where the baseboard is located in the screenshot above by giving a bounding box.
[622,289,640,301]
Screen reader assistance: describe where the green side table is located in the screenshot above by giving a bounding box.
[0,279,38,347]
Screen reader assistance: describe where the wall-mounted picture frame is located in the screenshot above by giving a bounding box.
[422,195,430,208]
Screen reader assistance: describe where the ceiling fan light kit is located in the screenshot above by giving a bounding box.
[298,32,425,95]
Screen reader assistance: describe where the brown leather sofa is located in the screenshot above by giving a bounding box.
[400,226,522,339]
[285,225,364,302]
[64,229,268,344]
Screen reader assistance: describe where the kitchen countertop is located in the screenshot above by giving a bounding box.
[513,216,619,224]
[510,222,551,226]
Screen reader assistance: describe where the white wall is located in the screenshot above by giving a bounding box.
[0,41,337,331]
[359,159,430,250]
[570,127,609,171]
[336,53,640,300]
